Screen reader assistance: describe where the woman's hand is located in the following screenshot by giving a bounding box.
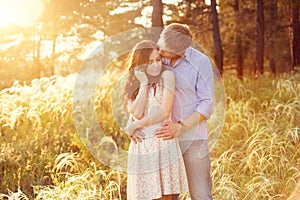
[129,130,145,144]
[124,121,139,136]
[125,121,145,144]
[134,69,148,85]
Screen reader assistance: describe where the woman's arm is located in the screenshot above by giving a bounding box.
[132,70,175,128]
[126,70,149,119]
[127,84,148,120]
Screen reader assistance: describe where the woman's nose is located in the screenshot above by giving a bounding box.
[155,60,162,67]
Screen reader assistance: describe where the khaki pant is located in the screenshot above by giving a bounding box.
[175,140,213,200]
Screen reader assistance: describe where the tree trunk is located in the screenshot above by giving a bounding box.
[37,37,41,77]
[51,35,57,75]
[255,0,264,76]
[151,0,163,27]
[289,0,300,71]
[234,0,243,79]
[268,0,277,75]
[211,0,223,75]
[33,35,42,78]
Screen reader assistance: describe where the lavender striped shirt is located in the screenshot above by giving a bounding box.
[164,47,214,140]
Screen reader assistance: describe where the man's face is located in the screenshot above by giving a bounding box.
[157,37,179,59]
[158,48,178,59]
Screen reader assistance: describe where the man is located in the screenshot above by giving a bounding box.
[156,23,214,200]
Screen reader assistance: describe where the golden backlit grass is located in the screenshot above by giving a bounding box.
[0,70,299,199]
[212,72,300,200]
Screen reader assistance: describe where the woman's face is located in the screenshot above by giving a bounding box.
[146,49,162,76]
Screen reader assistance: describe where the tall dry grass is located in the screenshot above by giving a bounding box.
[211,72,300,199]
[0,69,299,199]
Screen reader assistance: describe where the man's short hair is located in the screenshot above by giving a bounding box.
[158,23,192,55]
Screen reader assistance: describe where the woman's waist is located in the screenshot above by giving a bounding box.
[138,124,160,138]
[133,118,171,138]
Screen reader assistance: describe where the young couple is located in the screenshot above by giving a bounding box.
[121,23,214,200]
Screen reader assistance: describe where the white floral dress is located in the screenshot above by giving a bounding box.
[127,83,188,200]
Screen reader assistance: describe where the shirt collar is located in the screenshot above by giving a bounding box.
[182,46,192,62]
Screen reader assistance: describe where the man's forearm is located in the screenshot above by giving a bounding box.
[181,112,206,129]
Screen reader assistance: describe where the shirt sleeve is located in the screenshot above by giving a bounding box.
[195,56,215,119]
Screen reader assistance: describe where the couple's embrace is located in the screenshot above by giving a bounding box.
[121,23,214,200]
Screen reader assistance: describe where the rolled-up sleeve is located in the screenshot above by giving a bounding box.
[195,57,214,119]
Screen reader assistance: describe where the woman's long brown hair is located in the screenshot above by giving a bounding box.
[120,40,165,107]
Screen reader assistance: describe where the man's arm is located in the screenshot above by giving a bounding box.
[156,55,214,140]
[179,112,207,129]
[194,56,214,120]
[184,55,214,127]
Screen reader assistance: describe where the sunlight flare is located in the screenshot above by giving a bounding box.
[0,0,44,27]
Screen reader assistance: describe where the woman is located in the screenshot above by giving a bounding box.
[121,40,188,200]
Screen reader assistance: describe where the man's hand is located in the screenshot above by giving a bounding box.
[155,121,182,140]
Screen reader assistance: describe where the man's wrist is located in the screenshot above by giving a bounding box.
[177,121,187,136]
[177,120,186,127]
[177,120,188,130]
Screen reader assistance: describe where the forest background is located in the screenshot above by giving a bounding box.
[0,0,299,199]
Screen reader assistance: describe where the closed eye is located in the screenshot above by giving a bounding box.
[148,56,161,64]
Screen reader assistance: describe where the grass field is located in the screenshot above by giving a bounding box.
[0,70,299,199]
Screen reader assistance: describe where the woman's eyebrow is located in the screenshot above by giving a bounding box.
[149,55,160,62]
